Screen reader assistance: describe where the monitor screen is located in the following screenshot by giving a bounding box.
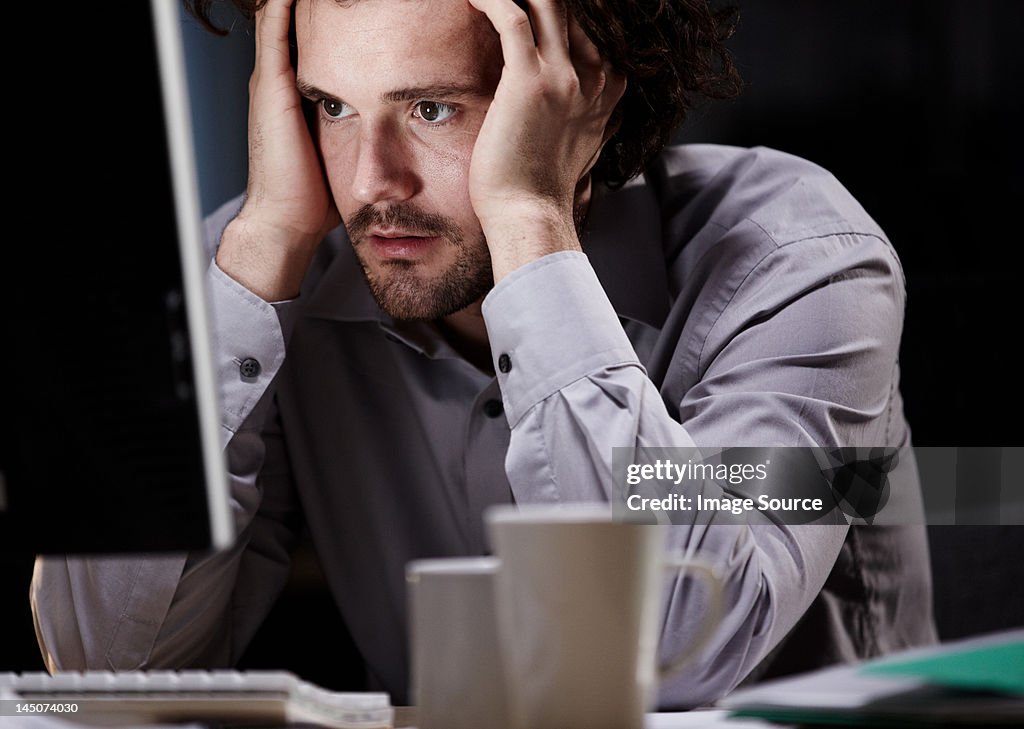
[0,0,231,554]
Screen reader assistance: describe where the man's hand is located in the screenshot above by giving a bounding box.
[216,0,340,301]
[466,0,626,282]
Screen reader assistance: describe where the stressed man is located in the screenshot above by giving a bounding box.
[32,0,937,708]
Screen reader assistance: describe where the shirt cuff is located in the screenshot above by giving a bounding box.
[207,261,295,435]
[481,251,642,427]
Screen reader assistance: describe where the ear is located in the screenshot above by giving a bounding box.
[602,106,624,147]
[601,123,621,146]
[600,73,627,146]
[578,78,626,185]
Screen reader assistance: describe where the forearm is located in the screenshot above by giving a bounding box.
[656,522,847,708]
[482,200,582,284]
[214,213,322,303]
[212,0,338,304]
[31,554,188,672]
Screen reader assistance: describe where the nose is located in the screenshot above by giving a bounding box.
[349,120,419,205]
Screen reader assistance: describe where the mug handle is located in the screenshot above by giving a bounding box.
[657,557,724,679]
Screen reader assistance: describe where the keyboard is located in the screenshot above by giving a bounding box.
[0,669,393,728]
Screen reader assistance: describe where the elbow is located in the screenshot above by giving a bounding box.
[660,592,778,709]
[656,539,781,709]
[30,557,89,673]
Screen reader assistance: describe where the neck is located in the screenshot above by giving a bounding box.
[440,301,493,373]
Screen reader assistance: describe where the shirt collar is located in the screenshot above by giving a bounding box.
[580,174,670,330]
[302,172,670,332]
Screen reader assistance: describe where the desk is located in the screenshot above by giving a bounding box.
[392,706,778,729]
[394,706,416,727]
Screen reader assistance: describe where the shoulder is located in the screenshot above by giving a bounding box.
[625,146,908,386]
[636,144,905,306]
[645,144,889,248]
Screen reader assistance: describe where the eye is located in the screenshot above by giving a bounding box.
[413,101,456,124]
[321,98,354,120]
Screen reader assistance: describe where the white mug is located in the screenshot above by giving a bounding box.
[485,502,723,729]
[406,556,511,729]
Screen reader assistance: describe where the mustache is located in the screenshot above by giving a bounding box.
[346,204,463,246]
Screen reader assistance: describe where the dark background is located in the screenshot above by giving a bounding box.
[676,1,1023,447]
[2,0,1022,686]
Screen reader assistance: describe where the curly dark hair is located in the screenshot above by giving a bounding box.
[185,0,743,188]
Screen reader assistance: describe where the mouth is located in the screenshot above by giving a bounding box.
[365,230,441,260]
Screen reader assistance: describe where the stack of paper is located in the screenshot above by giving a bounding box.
[720,629,1024,726]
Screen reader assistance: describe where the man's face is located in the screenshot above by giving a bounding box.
[296,0,503,320]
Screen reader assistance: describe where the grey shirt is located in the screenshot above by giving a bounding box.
[32,144,937,709]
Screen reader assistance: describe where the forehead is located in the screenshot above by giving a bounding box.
[295,0,501,94]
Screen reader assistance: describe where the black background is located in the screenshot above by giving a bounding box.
[675,0,1023,446]
[2,0,1022,686]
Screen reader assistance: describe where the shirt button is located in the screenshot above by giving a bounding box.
[239,357,262,378]
[498,353,512,373]
[483,399,504,418]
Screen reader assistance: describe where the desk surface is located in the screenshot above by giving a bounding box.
[392,707,775,729]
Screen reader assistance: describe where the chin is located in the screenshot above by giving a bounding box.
[363,260,494,321]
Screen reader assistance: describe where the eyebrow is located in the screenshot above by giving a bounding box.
[296,79,336,101]
[380,84,487,103]
[296,79,487,104]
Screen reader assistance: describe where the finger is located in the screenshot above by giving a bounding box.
[529,0,570,64]
[567,14,604,95]
[467,0,540,75]
[254,0,296,73]
[569,17,626,111]
[567,13,601,68]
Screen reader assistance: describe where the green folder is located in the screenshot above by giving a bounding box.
[860,640,1024,697]
[721,630,1024,726]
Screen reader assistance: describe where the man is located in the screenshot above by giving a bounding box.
[32,0,936,709]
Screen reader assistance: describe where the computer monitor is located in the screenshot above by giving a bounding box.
[0,0,232,554]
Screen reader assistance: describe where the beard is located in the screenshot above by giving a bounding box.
[345,203,494,321]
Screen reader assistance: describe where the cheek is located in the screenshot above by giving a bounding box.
[318,131,358,203]
[408,119,482,219]
[417,138,474,211]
